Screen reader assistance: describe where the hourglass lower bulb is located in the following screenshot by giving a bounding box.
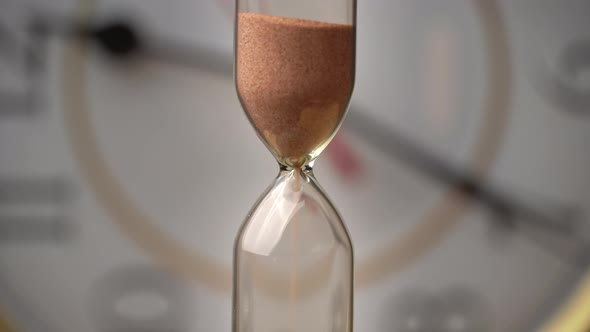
[233,1,356,332]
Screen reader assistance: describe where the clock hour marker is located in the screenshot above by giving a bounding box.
[88,265,195,332]
[0,177,72,243]
[532,39,590,116]
[0,216,70,243]
[0,17,47,117]
[385,287,491,332]
[0,177,70,204]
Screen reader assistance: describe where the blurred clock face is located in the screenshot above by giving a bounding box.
[1,0,590,331]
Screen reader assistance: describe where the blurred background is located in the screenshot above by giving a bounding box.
[1,0,590,331]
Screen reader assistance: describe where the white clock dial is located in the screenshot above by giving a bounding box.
[0,0,589,331]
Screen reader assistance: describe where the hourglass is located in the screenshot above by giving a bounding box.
[233,1,356,332]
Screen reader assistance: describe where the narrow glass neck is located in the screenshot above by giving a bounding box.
[277,163,316,192]
[279,161,315,174]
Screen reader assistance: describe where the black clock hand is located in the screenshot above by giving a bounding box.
[344,108,580,235]
[86,20,232,75]
[37,16,587,259]
[30,14,232,76]
[345,108,588,264]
